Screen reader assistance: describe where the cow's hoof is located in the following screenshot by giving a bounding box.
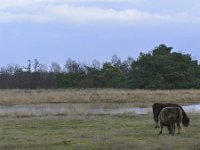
[155,125,160,128]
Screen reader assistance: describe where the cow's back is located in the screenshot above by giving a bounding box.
[159,107,182,125]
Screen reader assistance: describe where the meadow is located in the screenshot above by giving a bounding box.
[0,89,200,105]
[0,114,199,150]
[0,89,199,149]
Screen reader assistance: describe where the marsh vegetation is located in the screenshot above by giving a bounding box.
[0,89,199,149]
[0,89,200,105]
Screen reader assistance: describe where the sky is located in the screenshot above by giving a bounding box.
[0,0,200,68]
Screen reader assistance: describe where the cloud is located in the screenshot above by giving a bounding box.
[0,0,138,8]
[0,0,199,24]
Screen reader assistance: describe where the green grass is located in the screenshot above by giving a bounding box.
[0,114,199,150]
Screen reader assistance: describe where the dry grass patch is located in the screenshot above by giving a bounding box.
[0,89,200,105]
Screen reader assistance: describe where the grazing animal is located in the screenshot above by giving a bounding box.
[152,103,189,128]
[158,107,183,135]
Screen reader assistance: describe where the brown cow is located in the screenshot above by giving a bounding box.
[158,107,183,135]
[152,103,189,128]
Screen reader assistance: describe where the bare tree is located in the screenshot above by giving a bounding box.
[120,56,134,73]
[27,59,32,72]
[64,58,81,72]
[92,59,101,70]
[2,64,22,75]
[50,62,62,73]
[38,64,48,73]
[126,56,134,68]
[33,59,40,72]
[111,54,121,68]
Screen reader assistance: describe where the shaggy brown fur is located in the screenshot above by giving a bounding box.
[158,107,183,135]
[152,103,189,128]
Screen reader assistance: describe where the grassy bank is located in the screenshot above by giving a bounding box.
[0,114,199,150]
[0,89,200,105]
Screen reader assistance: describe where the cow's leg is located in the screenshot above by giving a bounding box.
[167,125,171,134]
[171,124,175,135]
[154,115,159,128]
[177,121,181,134]
[155,121,159,128]
[159,123,163,134]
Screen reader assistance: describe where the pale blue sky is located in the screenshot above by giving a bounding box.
[0,0,200,67]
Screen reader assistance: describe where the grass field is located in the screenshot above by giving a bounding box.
[0,89,200,105]
[0,114,199,150]
[0,89,199,149]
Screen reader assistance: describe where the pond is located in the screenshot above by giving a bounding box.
[0,103,199,117]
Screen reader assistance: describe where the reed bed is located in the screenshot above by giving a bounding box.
[0,89,200,105]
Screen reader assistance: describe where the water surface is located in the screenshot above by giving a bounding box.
[0,103,199,117]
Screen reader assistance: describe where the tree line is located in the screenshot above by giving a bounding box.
[1,44,200,89]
